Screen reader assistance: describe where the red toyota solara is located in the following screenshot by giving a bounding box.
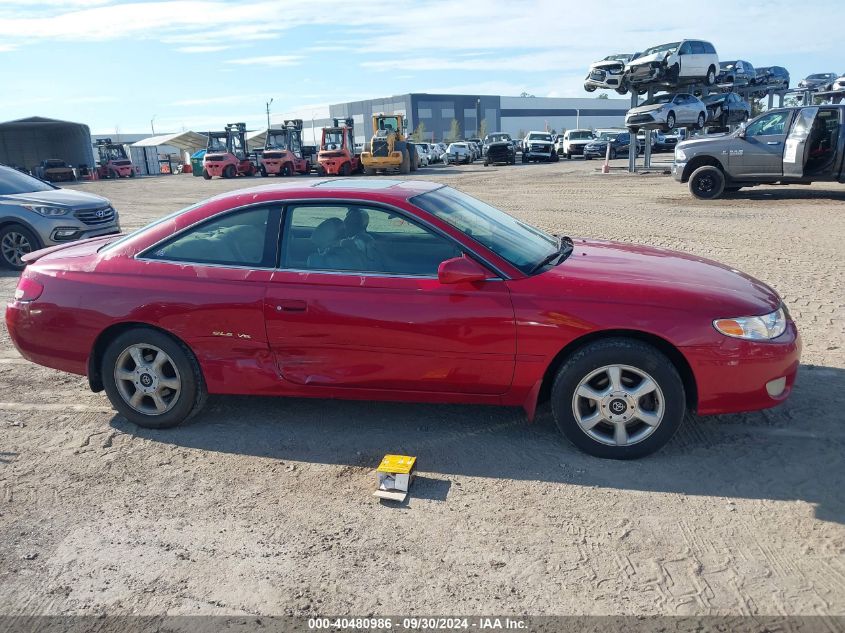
[6,180,800,459]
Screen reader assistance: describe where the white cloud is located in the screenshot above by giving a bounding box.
[175,44,235,53]
[227,55,302,67]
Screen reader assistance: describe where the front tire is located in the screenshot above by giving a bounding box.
[550,338,686,459]
[689,165,726,200]
[706,65,717,86]
[0,223,40,270]
[696,112,706,130]
[665,112,676,131]
[202,169,211,180]
[102,328,207,430]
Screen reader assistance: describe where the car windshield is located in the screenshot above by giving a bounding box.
[528,133,552,141]
[604,54,630,62]
[447,143,466,151]
[597,132,621,141]
[720,61,736,69]
[412,186,557,274]
[642,94,674,105]
[569,131,593,140]
[702,94,726,103]
[808,74,830,79]
[642,42,679,55]
[0,166,57,195]
[266,131,289,150]
[207,135,229,152]
[322,131,343,149]
[486,134,511,143]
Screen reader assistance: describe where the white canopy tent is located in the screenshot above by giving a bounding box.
[131,131,208,155]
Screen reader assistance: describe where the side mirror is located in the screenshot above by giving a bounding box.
[437,255,492,285]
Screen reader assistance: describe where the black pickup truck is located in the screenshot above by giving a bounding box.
[673,105,845,199]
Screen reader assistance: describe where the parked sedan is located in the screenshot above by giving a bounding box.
[625,93,706,132]
[754,66,790,91]
[443,142,471,164]
[828,74,845,92]
[717,60,756,86]
[583,131,640,160]
[702,92,751,127]
[0,164,120,270]
[798,73,838,90]
[7,180,801,459]
[415,144,430,167]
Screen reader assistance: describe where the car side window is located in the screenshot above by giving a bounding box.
[679,42,692,55]
[691,41,705,54]
[144,206,279,268]
[703,42,716,54]
[282,205,461,276]
[745,111,791,137]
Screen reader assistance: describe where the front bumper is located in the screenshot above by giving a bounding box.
[671,161,686,181]
[26,213,121,248]
[687,321,802,415]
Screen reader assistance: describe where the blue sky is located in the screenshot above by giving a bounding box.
[1,0,843,134]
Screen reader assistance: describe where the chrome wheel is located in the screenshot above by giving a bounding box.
[1,231,33,267]
[114,344,182,415]
[571,364,665,447]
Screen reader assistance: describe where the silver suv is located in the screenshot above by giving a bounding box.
[0,165,120,270]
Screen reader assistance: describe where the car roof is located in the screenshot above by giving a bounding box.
[203,179,443,206]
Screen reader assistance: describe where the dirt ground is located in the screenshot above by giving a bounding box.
[1,159,843,618]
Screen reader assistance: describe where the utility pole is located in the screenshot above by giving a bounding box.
[265,98,274,129]
[476,98,481,136]
[150,115,156,136]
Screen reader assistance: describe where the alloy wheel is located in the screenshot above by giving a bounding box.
[1,231,33,267]
[114,344,182,416]
[571,364,665,447]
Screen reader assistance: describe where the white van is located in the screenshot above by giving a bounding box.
[626,40,718,87]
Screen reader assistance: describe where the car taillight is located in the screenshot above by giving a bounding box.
[14,276,43,302]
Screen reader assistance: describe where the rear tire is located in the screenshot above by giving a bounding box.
[364,166,376,176]
[202,169,211,180]
[689,165,726,200]
[399,149,411,174]
[706,65,717,86]
[223,165,236,179]
[101,327,207,430]
[696,112,706,130]
[550,338,686,459]
[340,162,351,176]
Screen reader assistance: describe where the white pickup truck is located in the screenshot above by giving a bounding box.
[558,129,596,159]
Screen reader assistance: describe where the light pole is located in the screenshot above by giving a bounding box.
[150,115,157,136]
[576,109,580,129]
[265,98,274,129]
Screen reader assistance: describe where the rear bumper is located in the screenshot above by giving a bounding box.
[203,162,230,177]
[6,299,89,376]
[685,322,802,415]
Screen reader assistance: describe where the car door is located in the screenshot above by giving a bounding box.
[677,41,694,77]
[730,110,793,178]
[676,95,695,124]
[136,204,282,382]
[264,202,517,395]
[784,107,841,178]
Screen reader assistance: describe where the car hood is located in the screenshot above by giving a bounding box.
[628,103,666,114]
[676,133,735,152]
[590,60,625,70]
[1,188,111,211]
[539,239,781,316]
[627,51,668,67]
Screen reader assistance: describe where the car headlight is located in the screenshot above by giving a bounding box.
[22,204,70,217]
[674,148,686,161]
[713,307,787,340]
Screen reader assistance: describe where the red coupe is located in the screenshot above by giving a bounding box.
[6,180,800,459]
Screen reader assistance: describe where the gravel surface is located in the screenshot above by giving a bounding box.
[1,160,843,617]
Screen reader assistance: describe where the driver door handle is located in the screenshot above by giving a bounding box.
[767,141,781,145]
[276,300,307,312]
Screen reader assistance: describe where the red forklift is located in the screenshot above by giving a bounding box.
[259,119,311,176]
[95,138,138,179]
[317,118,362,176]
[202,122,256,179]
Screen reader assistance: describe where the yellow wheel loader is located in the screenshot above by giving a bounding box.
[360,114,418,175]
